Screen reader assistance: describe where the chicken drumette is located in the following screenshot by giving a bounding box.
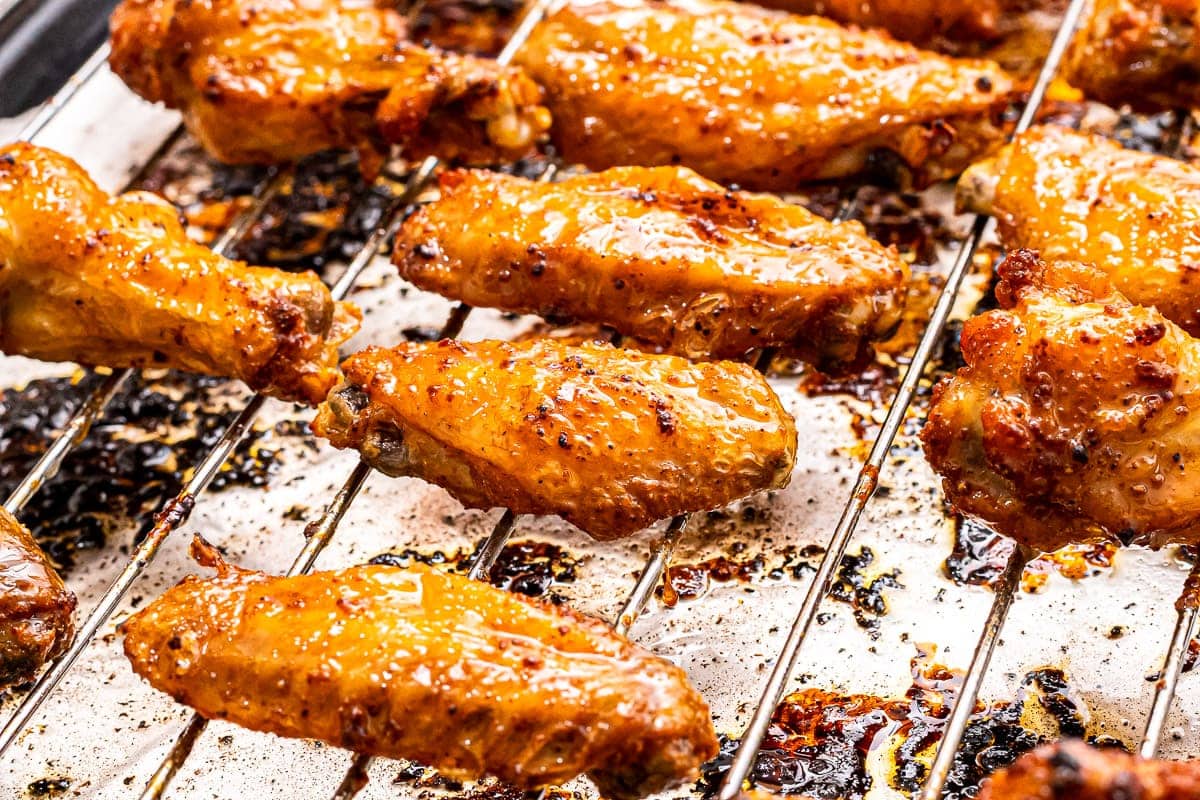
[312,339,797,539]
[394,166,908,369]
[0,144,359,405]
[109,0,550,173]
[978,740,1200,800]
[959,125,1200,336]
[515,0,1016,190]
[0,508,75,690]
[123,538,718,798]
[922,250,1200,554]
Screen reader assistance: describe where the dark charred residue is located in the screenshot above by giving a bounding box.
[26,778,71,797]
[700,648,1101,800]
[392,762,579,800]
[0,373,286,570]
[946,517,1117,593]
[829,547,903,639]
[802,361,899,407]
[370,539,580,603]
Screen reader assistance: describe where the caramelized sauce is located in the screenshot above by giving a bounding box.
[946,517,1118,593]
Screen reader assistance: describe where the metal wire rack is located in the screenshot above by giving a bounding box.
[2,0,1199,797]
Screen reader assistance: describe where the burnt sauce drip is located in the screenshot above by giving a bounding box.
[946,517,1118,593]
[391,760,580,800]
[369,539,580,604]
[0,373,284,569]
[700,649,1103,800]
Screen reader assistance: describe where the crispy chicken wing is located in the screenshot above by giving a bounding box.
[959,125,1200,335]
[978,740,1200,800]
[312,340,797,539]
[109,0,550,173]
[1065,0,1200,112]
[515,0,1016,190]
[394,167,908,369]
[0,508,74,690]
[123,539,718,798]
[922,250,1200,553]
[0,144,359,405]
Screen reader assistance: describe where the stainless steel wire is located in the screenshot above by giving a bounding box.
[15,44,112,144]
[715,2,1090,798]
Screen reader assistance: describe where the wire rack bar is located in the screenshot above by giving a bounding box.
[16,43,112,144]
[715,2,1090,798]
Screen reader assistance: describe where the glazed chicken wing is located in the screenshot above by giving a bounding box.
[959,125,1200,335]
[978,740,1200,800]
[515,0,1016,191]
[109,0,550,173]
[312,340,797,539]
[1065,0,1200,112]
[394,166,908,369]
[123,539,718,798]
[750,0,1005,44]
[0,144,359,405]
[0,508,74,690]
[922,250,1200,553]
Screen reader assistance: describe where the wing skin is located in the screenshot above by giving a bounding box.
[922,250,1200,554]
[516,0,1016,190]
[312,339,797,539]
[748,0,1004,44]
[394,166,908,369]
[123,544,718,798]
[0,144,359,405]
[1065,0,1200,113]
[978,740,1200,800]
[109,0,550,172]
[0,508,74,690]
[958,125,1200,336]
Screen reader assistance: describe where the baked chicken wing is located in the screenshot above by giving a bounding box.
[394,166,908,369]
[1065,0,1200,112]
[959,125,1200,335]
[0,144,359,405]
[312,340,797,539]
[922,250,1200,554]
[123,539,718,798]
[978,740,1200,800]
[515,0,1016,190]
[749,0,1006,44]
[0,508,75,690]
[109,0,551,173]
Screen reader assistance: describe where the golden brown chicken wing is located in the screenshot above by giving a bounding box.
[394,166,908,369]
[0,144,359,405]
[515,0,1017,191]
[978,740,1200,800]
[312,339,797,539]
[958,125,1200,335]
[750,0,1005,44]
[123,538,718,798]
[108,0,550,173]
[922,250,1200,554]
[0,508,75,690]
[1065,0,1200,113]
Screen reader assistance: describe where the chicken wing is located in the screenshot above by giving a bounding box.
[959,125,1200,335]
[922,250,1200,554]
[515,0,1016,190]
[0,144,359,406]
[0,508,75,690]
[749,0,1005,44]
[312,340,797,539]
[1065,0,1200,113]
[109,0,551,173]
[123,538,718,798]
[394,166,908,369]
[978,740,1200,800]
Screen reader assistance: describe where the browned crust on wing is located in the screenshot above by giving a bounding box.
[0,143,359,405]
[122,559,718,797]
[978,740,1200,800]
[312,339,797,539]
[0,508,75,690]
[394,166,907,369]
